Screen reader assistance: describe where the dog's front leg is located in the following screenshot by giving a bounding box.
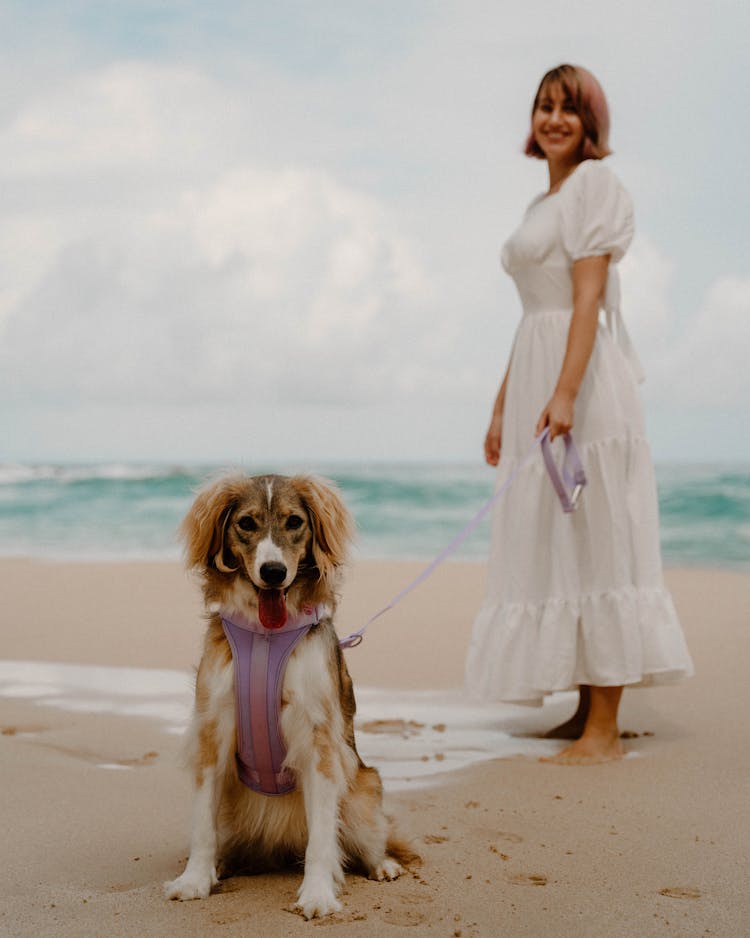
[295,725,346,920]
[165,658,233,902]
[164,760,221,900]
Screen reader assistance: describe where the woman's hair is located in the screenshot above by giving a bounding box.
[524,64,612,160]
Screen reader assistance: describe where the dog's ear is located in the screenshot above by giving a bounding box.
[180,476,244,572]
[292,476,355,586]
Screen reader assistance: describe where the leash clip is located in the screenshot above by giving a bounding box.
[339,633,363,649]
[570,482,584,511]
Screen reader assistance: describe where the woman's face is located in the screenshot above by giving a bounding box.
[532,81,585,165]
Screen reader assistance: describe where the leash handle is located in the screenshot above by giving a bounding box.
[538,427,587,513]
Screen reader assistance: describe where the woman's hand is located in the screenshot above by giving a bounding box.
[535,388,575,441]
[484,413,503,466]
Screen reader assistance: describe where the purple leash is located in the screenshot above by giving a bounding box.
[338,427,586,649]
[219,431,587,795]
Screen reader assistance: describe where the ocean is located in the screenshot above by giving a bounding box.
[0,461,748,569]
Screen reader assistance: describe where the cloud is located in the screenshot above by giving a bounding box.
[1,60,238,177]
[1,165,439,406]
[621,240,750,411]
[611,193,747,420]
[0,61,449,410]
[619,233,675,354]
[659,276,750,409]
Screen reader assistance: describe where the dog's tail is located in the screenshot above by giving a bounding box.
[386,828,421,868]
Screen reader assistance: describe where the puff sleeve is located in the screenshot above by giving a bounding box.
[559,160,634,264]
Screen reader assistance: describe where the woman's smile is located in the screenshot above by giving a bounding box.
[532,82,584,165]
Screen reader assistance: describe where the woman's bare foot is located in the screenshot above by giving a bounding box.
[543,686,590,739]
[543,713,587,739]
[541,686,624,764]
[540,731,624,765]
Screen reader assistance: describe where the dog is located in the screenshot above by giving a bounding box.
[164,473,412,919]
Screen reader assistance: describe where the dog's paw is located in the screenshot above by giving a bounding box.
[295,876,342,919]
[373,857,404,881]
[164,867,218,901]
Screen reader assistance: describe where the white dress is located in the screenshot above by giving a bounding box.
[465,159,693,705]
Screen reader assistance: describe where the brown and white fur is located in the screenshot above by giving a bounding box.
[164,474,411,919]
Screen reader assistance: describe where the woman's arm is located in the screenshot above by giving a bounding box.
[484,362,512,466]
[535,254,610,441]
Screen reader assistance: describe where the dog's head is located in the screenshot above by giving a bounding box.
[181,474,354,625]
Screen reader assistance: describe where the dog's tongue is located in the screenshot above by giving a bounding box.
[258,589,287,630]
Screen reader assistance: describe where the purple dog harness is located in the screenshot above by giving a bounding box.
[221,605,323,795]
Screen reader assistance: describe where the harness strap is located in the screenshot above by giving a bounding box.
[221,607,320,795]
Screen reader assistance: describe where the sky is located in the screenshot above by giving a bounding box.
[1,0,748,465]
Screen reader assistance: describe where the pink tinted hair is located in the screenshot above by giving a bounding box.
[524,64,612,160]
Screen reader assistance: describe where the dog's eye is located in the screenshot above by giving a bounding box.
[285,514,304,530]
[237,516,258,532]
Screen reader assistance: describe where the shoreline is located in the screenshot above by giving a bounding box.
[2,559,749,935]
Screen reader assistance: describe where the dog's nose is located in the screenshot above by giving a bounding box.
[259,561,287,587]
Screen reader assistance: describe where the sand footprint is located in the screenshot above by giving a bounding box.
[1,724,48,737]
[379,898,428,926]
[659,887,701,900]
[508,873,548,887]
[366,884,433,928]
[305,909,368,927]
[25,737,159,769]
[495,831,523,844]
[423,834,449,844]
[110,750,160,768]
[359,719,425,738]
[489,846,510,860]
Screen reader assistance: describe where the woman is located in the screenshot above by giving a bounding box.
[465,65,693,764]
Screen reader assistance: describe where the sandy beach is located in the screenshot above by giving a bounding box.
[1,558,749,937]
